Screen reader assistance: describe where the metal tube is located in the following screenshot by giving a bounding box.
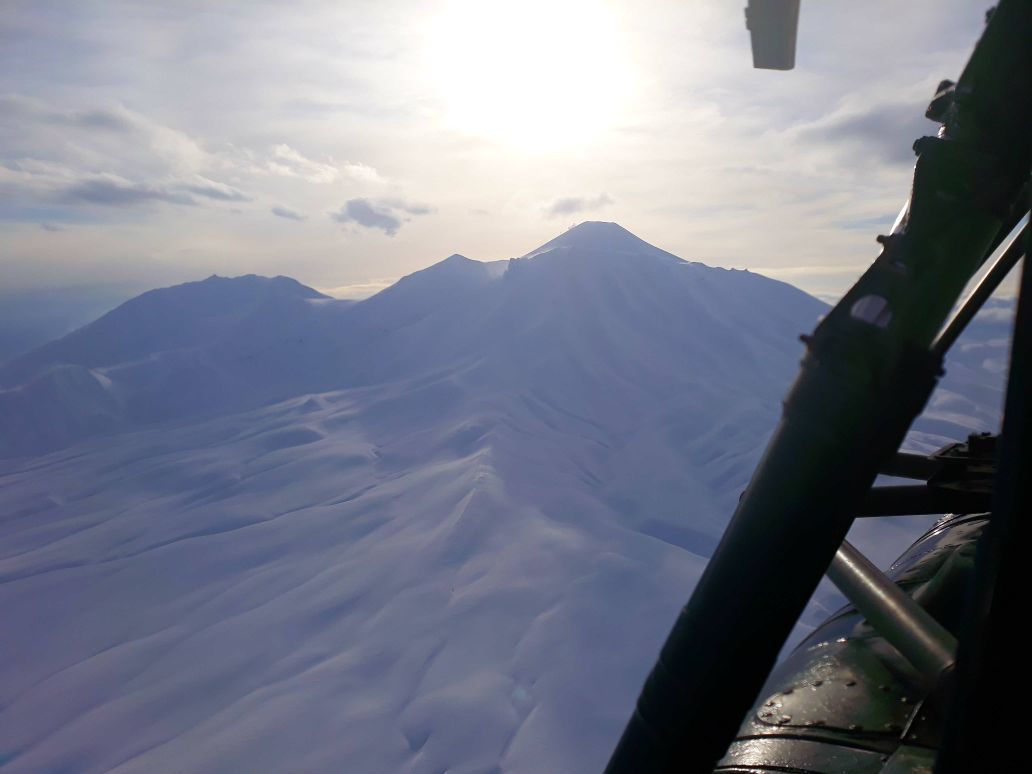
[857,485,991,516]
[935,214,1032,773]
[932,220,1027,358]
[879,451,941,480]
[828,540,957,683]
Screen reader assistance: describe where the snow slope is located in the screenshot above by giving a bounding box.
[0,223,1010,772]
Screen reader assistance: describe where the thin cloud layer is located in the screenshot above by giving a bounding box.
[271,205,306,221]
[184,180,251,202]
[60,177,197,207]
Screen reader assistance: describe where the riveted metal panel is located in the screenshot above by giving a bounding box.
[716,737,885,772]
[716,511,987,771]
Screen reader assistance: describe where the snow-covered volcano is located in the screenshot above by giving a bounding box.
[0,222,824,460]
[0,223,1007,772]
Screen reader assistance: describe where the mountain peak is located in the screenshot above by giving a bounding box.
[520,221,683,264]
[195,273,327,299]
[562,221,636,240]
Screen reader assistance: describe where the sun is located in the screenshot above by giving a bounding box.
[428,0,631,152]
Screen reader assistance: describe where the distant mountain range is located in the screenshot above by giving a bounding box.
[0,222,830,458]
[0,223,1012,773]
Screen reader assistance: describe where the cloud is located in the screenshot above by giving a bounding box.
[51,174,247,209]
[0,96,209,180]
[40,222,63,232]
[794,99,934,166]
[70,108,137,133]
[183,178,250,202]
[0,96,246,216]
[271,205,306,221]
[60,176,196,207]
[267,144,338,183]
[264,143,384,184]
[0,97,385,237]
[330,197,432,236]
[543,193,613,219]
[0,95,135,134]
[342,161,385,183]
[331,199,400,235]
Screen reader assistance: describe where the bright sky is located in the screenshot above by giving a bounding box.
[1,0,984,300]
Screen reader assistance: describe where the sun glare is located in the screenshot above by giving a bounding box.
[429,0,630,152]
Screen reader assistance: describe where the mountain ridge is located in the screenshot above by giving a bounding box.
[0,274,329,386]
[1,222,832,460]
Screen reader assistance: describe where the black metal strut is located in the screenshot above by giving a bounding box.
[605,2,1032,769]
